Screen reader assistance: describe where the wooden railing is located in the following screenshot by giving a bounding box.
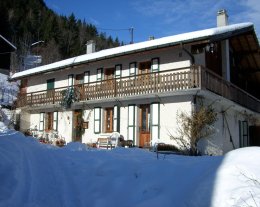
[200,66,260,112]
[16,66,260,112]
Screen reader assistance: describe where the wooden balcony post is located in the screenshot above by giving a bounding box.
[52,89,55,104]
[30,93,33,106]
[114,79,117,97]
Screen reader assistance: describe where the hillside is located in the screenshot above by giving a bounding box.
[0,0,121,70]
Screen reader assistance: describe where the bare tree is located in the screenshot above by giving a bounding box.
[171,106,218,155]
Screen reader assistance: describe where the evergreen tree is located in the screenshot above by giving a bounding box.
[0,0,121,71]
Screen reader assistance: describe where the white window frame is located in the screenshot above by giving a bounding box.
[115,64,122,78]
[151,58,160,72]
[84,71,90,84]
[97,68,103,81]
[129,62,136,76]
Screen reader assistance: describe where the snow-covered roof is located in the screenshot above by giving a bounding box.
[12,22,254,79]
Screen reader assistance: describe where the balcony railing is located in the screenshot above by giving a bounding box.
[16,66,260,113]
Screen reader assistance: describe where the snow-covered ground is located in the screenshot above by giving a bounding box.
[0,124,259,207]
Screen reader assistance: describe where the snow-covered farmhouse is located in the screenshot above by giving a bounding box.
[12,10,260,154]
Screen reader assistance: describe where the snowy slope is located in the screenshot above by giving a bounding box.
[0,74,19,106]
[0,126,259,207]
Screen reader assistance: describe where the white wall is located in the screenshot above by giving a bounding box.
[159,98,192,146]
[26,46,192,94]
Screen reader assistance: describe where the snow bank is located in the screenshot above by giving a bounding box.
[0,131,259,207]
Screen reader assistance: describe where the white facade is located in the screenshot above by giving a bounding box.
[15,22,260,155]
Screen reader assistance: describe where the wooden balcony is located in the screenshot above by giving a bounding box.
[16,66,260,113]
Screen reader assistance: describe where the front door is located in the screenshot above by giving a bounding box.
[139,105,150,147]
[73,110,83,142]
[75,74,84,99]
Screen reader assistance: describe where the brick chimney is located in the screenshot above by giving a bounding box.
[217,9,228,27]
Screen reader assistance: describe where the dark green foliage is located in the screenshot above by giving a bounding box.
[60,87,80,109]
[0,0,121,69]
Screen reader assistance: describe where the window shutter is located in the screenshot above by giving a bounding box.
[151,58,159,72]
[39,112,45,131]
[128,105,136,142]
[53,111,58,131]
[151,103,160,144]
[94,107,101,133]
[113,105,120,132]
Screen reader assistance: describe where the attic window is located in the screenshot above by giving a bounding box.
[191,44,205,54]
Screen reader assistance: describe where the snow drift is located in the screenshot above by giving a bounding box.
[0,126,259,207]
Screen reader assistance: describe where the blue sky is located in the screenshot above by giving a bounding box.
[44,0,260,43]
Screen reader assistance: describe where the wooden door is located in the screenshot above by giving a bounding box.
[139,61,151,74]
[139,105,150,147]
[205,43,222,76]
[139,62,151,89]
[105,68,115,80]
[73,110,83,142]
[105,108,114,133]
[105,68,115,91]
[75,74,84,100]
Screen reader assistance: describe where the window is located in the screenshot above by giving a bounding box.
[68,74,74,87]
[191,44,205,54]
[84,71,90,84]
[129,62,137,76]
[41,112,58,132]
[94,107,101,133]
[115,64,122,78]
[97,68,103,81]
[105,108,114,133]
[239,121,248,147]
[151,58,160,72]
[47,78,55,90]
[75,74,84,85]
[39,112,45,131]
